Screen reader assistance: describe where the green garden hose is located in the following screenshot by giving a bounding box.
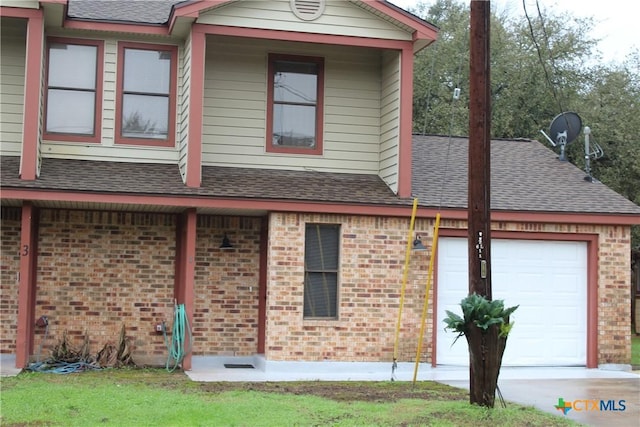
[164,303,192,372]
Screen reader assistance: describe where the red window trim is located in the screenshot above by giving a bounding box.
[43,37,104,144]
[266,53,324,155]
[115,41,178,148]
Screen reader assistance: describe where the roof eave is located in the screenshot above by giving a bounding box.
[366,0,439,52]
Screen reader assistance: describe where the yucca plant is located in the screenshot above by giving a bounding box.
[443,293,518,408]
[443,293,518,341]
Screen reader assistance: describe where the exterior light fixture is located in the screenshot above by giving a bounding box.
[413,235,427,251]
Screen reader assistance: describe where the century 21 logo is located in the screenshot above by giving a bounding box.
[555,397,627,415]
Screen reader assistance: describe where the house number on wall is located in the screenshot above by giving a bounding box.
[21,245,29,256]
[475,232,484,259]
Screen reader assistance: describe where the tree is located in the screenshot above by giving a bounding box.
[412,0,470,136]
[411,0,640,246]
[579,55,640,244]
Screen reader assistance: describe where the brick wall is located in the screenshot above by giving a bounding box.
[193,216,261,356]
[597,225,632,364]
[634,253,639,334]
[36,210,175,365]
[0,207,21,353]
[4,206,632,365]
[265,213,632,365]
[266,212,432,362]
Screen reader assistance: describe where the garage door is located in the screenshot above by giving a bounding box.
[436,237,587,366]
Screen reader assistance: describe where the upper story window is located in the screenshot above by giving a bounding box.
[115,42,177,147]
[44,38,103,143]
[267,54,324,155]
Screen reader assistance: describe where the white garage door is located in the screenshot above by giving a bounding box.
[436,237,587,366]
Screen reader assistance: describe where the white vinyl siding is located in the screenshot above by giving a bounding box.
[41,36,180,164]
[197,0,413,41]
[177,32,192,182]
[0,0,39,7]
[0,18,27,157]
[379,50,400,193]
[202,36,385,173]
[102,39,117,142]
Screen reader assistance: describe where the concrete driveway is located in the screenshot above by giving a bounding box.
[439,369,639,427]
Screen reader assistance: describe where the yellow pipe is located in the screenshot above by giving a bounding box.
[412,212,441,384]
[393,198,419,367]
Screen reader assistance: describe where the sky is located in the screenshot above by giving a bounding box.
[388,0,638,64]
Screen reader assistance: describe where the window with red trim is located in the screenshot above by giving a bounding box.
[44,38,103,143]
[115,42,177,147]
[304,223,339,319]
[267,54,324,155]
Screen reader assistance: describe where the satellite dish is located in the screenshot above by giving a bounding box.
[540,112,582,161]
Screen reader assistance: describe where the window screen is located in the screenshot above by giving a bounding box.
[304,224,339,318]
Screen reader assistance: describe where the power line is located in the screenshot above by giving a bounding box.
[522,0,566,113]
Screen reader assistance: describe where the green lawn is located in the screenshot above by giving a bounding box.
[632,334,640,366]
[0,369,579,427]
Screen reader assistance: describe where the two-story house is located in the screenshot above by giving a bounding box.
[2,0,639,373]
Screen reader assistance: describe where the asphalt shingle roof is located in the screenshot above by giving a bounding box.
[2,135,639,216]
[412,135,640,215]
[67,0,185,24]
[0,156,404,206]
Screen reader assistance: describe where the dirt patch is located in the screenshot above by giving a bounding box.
[12,368,469,403]
[196,380,468,402]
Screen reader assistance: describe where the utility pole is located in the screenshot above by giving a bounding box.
[467,0,500,408]
[468,0,491,299]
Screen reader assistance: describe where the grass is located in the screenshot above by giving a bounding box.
[0,369,579,427]
[633,334,640,366]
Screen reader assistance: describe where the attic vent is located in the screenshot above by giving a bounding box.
[290,0,325,21]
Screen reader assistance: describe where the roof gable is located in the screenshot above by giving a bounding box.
[175,0,436,50]
[195,0,411,41]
